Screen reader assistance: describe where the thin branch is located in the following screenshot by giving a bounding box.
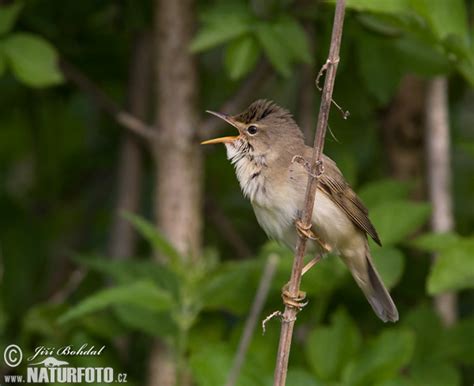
[199,61,272,140]
[425,77,457,326]
[59,59,156,140]
[273,1,346,386]
[50,268,87,304]
[226,254,279,386]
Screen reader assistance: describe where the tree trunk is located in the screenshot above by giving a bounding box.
[108,34,151,260]
[425,77,457,326]
[153,0,201,260]
[148,0,201,385]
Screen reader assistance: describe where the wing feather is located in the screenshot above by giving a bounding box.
[318,154,381,245]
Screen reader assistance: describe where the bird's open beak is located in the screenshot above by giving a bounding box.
[201,111,241,145]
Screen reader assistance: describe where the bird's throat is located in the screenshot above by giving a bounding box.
[225,141,268,204]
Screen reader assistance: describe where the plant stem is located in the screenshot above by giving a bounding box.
[272,2,347,385]
[226,253,279,386]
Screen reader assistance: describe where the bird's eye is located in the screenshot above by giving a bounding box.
[247,125,258,135]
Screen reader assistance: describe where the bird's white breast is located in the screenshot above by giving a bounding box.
[226,142,360,255]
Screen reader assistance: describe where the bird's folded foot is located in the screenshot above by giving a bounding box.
[295,220,332,253]
[281,282,308,310]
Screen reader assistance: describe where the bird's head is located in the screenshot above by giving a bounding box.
[202,99,304,162]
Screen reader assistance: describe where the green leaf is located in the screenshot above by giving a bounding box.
[123,212,183,261]
[224,35,260,80]
[341,0,409,14]
[0,2,23,35]
[409,362,461,386]
[358,179,411,208]
[75,255,180,295]
[356,32,403,104]
[378,377,412,386]
[369,200,431,246]
[0,49,6,76]
[2,32,63,87]
[190,343,268,386]
[256,23,292,77]
[114,305,178,338]
[412,233,474,293]
[371,247,404,288]
[409,0,468,39]
[395,35,452,76]
[287,369,325,386]
[273,16,312,64]
[59,280,172,323]
[190,9,251,53]
[402,305,448,364]
[306,308,362,381]
[427,246,474,294]
[189,344,232,386]
[342,329,415,386]
[446,316,474,365]
[411,232,461,253]
[201,258,263,314]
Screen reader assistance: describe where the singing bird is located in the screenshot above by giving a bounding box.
[202,99,398,323]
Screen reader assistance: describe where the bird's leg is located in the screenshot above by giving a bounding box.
[281,282,307,310]
[302,254,323,276]
[294,219,332,253]
[281,253,323,309]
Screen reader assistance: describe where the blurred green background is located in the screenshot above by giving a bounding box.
[0,0,473,385]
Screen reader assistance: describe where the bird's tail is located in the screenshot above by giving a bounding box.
[344,249,399,323]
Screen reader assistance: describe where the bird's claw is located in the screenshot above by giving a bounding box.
[295,220,332,253]
[281,283,308,310]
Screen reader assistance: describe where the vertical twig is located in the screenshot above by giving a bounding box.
[272,1,346,385]
[226,254,279,386]
[425,77,457,326]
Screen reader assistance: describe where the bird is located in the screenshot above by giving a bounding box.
[202,99,398,323]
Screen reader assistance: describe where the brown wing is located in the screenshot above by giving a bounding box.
[317,153,381,246]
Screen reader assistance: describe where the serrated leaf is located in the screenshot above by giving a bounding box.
[224,35,260,80]
[256,23,292,77]
[371,247,404,288]
[59,280,172,323]
[358,179,411,208]
[0,2,23,35]
[342,329,415,386]
[306,308,362,381]
[123,212,184,261]
[2,32,63,87]
[369,200,431,245]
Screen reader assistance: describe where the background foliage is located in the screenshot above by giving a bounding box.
[0,0,473,385]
